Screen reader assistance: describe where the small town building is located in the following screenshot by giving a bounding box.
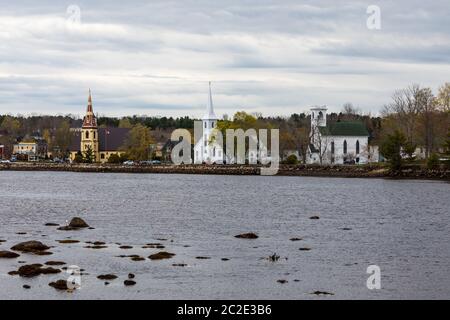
[69,91,129,163]
[307,106,371,164]
[194,83,224,164]
[13,139,48,161]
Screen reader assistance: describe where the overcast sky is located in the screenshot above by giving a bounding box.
[0,0,449,118]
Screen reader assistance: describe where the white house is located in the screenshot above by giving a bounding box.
[194,83,224,164]
[307,106,371,164]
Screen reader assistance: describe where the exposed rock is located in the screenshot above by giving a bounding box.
[97,274,118,280]
[11,241,50,253]
[221,258,230,261]
[341,227,352,231]
[23,285,31,289]
[299,247,311,251]
[16,232,27,235]
[45,223,59,226]
[277,279,288,284]
[84,245,108,249]
[93,241,105,245]
[312,291,334,296]
[148,251,176,260]
[195,256,211,260]
[290,238,303,241]
[309,216,320,220]
[131,256,145,262]
[172,263,187,267]
[32,251,53,256]
[119,245,133,249]
[142,244,165,249]
[45,261,66,266]
[104,282,110,286]
[57,240,80,244]
[8,271,19,276]
[0,239,6,243]
[15,264,61,277]
[128,273,135,279]
[235,233,259,239]
[0,250,20,258]
[124,280,136,286]
[69,217,89,228]
[49,280,69,291]
[57,217,90,230]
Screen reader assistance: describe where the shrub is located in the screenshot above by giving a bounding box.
[284,154,298,165]
[427,153,440,169]
[107,153,121,164]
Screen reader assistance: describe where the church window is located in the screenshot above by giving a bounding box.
[94,131,96,139]
[212,122,215,128]
[356,140,360,154]
[343,140,347,154]
[204,122,207,129]
[85,131,89,139]
[101,153,105,159]
[213,147,216,157]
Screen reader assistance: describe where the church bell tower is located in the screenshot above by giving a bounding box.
[80,89,99,162]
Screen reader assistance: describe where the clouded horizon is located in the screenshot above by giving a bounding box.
[1,0,449,119]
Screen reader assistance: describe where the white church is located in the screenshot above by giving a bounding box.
[307,106,371,164]
[194,82,225,164]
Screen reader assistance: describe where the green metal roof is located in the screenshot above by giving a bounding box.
[319,121,369,136]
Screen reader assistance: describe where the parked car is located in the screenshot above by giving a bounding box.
[0,159,11,164]
[151,160,161,165]
[139,160,152,165]
[123,160,135,165]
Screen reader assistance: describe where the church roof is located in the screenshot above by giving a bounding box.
[203,82,218,120]
[70,127,130,152]
[319,121,369,137]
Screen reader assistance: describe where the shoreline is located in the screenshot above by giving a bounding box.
[1,162,449,181]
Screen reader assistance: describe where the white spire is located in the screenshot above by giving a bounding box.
[203,81,217,120]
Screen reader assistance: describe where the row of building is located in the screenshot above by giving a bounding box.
[69,85,379,165]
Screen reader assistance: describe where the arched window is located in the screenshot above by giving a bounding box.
[85,131,89,139]
[204,122,207,129]
[331,141,335,154]
[356,140,360,154]
[343,140,347,154]
[213,147,216,157]
[318,111,323,119]
[212,122,214,128]
[93,131,96,139]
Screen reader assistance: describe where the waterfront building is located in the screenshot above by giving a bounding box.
[307,106,371,164]
[194,82,224,164]
[13,139,48,161]
[69,91,129,163]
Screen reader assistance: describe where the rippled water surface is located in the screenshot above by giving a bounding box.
[0,171,449,299]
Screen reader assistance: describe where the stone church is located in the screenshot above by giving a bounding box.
[69,91,129,163]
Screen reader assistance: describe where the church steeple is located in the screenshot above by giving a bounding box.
[203,82,217,120]
[82,89,97,128]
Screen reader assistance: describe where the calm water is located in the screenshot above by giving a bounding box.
[0,171,449,300]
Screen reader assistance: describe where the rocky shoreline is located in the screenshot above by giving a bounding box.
[0,162,449,180]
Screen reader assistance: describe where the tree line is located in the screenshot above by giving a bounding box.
[1,83,448,167]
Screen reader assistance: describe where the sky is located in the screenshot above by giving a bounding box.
[0,0,449,119]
